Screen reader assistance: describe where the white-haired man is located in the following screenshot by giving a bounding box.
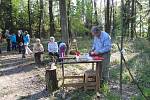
[90,26,112,83]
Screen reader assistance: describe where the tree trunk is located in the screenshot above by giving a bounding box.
[111,0,115,38]
[105,0,110,33]
[148,0,150,41]
[67,0,72,40]
[94,0,98,25]
[131,0,135,39]
[109,3,113,35]
[59,0,69,50]
[6,0,13,31]
[28,0,32,37]
[45,68,58,93]
[38,0,44,39]
[81,0,85,22]
[85,0,93,30]
[49,0,55,36]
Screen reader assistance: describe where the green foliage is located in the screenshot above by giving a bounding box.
[106,92,120,100]
[69,0,91,35]
[131,95,145,100]
[122,70,132,83]
[70,90,95,100]
[101,82,110,96]
[77,37,92,53]
[71,18,89,34]
[133,38,150,53]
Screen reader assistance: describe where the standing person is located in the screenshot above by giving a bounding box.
[0,32,3,54]
[23,31,32,56]
[16,30,24,53]
[48,37,59,61]
[5,30,11,51]
[10,33,17,51]
[90,26,112,83]
[33,38,44,64]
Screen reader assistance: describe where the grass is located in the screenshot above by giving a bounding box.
[69,90,96,100]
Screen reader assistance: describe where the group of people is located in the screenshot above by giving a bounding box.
[0,29,66,62]
[0,30,32,57]
[33,36,66,64]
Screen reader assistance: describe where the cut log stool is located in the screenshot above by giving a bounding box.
[84,69,96,91]
[45,67,58,93]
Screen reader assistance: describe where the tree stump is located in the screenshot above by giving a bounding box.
[45,67,58,93]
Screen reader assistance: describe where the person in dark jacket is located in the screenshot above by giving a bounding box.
[5,30,11,51]
[0,32,2,54]
[16,30,24,53]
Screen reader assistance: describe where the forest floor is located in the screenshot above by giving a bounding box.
[0,38,149,100]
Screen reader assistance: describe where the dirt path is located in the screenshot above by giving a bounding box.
[0,53,48,100]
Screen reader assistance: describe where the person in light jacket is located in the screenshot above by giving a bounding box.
[48,37,59,61]
[90,26,112,83]
[23,31,32,55]
[33,38,44,64]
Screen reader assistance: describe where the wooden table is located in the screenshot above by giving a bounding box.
[59,59,102,92]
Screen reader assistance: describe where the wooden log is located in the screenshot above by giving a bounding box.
[64,83,84,88]
[64,75,84,79]
[45,68,58,93]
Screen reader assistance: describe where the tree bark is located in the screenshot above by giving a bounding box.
[94,0,98,25]
[45,68,58,93]
[81,0,85,22]
[59,0,69,50]
[105,0,110,33]
[148,0,150,41]
[67,0,72,39]
[85,0,93,29]
[49,0,55,36]
[111,0,115,38]
[38,0,44,39]
[28,0,32,37]
[131,0,135,39]
[5,0,13,31]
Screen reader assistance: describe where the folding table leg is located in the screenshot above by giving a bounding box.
[96,62,100,92]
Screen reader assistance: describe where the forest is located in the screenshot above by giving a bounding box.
[0,0,150,100]
[1,0,149,40]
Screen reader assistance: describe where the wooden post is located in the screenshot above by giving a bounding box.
[120,0,125,97]
[45,68,58,93]
[96,62,101,92]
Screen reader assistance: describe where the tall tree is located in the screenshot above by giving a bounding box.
[67,0,72,39]
[111,0,115,38]
[105,0,111,33]
[28,0,32,37]
[59,0,69,48]
[4,0,13,31]
[131,0,136,39]
[94,0,98,25]
[49,0,55,36]
[38,0,44,38]
[148,0,150,41]
[81,0,85,22]
[85,0,93,29]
